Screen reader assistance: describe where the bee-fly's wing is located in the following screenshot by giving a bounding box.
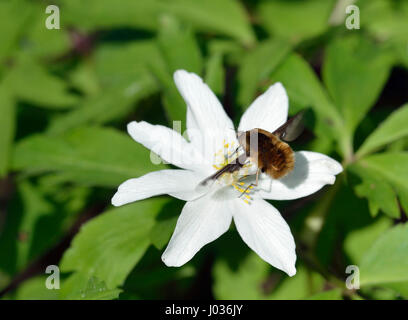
[195,163,242,194]
[194,178,215,197]
[198,164,236,186]
[273,110,306,142]
[194,172,219,197]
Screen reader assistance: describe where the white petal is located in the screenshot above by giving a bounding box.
[174,70,233,133]
[238,82,288,133]
[232,198,297,276]
[111,169,204,206]
[127,121,207,172]
[174,70,236,164]
[258,151,343,200]
[162,193,233,267]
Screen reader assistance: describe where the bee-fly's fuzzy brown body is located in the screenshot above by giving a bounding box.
[239,128,295,180]
[198,111,305,188]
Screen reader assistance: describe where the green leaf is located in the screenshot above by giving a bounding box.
[24,5,70,58]
[267,266,325,300]
[204,52,225,97]
[61,0,255,45]
[323,35,392,134]
[0,181,54,276]
[386,137,408,153]
[158,16,203,75]
[306,288,343,300]
[0,0,32,67]
[166,0,255,46]
[257,0,335,42]
[68,61,101,97]
[0,180,88,285]
[47,76,157,135]
[60,198,167,288]
[380,281,408,299]
[60,0,162,31]
[271,53,342,129]
[237,38,291,108]
[213,252,269,300]
[213,250,326,300]
[94,40,162,88]
[8,276,59,300]
[314,185,374,266]
[150,216,177,251]
[270,53,342,155]
[393,41,408,69]
[360,223,408,286]
[360,0,408,43]
[60,273,122,300]
[149,201,181,250]
[344,217,392,264]
[155,16,204,125]
[352,167,400,218]
[151,65,187,125]
[358,152,408,193]
[0,84,15,177]
[12,126,166,187]
[398,188,408,216]
[353,152,408,216]
[208,39,244,65]
[6,55,78,109]
[357,104,408,158]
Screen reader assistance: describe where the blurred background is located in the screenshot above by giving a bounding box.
[0,0,408,300]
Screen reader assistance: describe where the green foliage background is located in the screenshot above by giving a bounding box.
[1,0,408,300]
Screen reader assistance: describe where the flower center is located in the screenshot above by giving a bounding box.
[212,140,256,204]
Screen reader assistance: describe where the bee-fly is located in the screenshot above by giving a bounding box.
[198,110,305,194]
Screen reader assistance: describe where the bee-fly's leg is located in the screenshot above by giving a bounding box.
[237,175,248,182]
[238,168,260,198]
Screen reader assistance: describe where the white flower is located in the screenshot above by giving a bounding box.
[111,70,343,276]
